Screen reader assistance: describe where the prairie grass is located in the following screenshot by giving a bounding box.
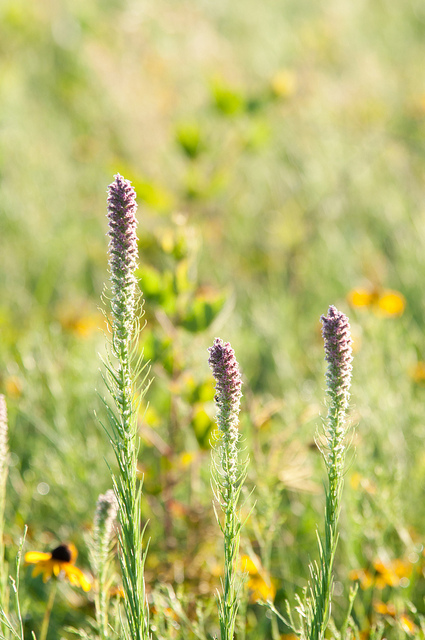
[1,0,425,638]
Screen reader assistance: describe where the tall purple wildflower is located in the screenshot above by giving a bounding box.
[307,306,353,640]
[320,305,353,421]
[208,338,242,485]
[208,338,245,640]
[103,175,149,639]
[107,174,139,333]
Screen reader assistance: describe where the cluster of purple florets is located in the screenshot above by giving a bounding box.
[208,338,242,426]
[320,305,353,411]
[107,174,139,326]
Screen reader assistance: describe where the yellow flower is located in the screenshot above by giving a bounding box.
[247,574,276,603]
[240,554,276,602]
[347,287,405,317]
[25,543,91,591]
[270,70,297,98]
[350,472,376,495]
[4,376,22,398]
[240,554,260,575]
[400,614,416,635]
[349,568,374,590]
[373,600,396,616]
[373,558,412,589]
[409,362,425,384]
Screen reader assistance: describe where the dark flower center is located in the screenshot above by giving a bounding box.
[51,544,72,562]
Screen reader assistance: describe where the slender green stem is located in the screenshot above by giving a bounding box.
[208,339,245,640]
[308,306,353,640]
[39,581,57,640]
[104,175,149,640]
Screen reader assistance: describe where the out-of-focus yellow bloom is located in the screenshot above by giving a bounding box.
[270,70,297,98]
[240,554,260,575]
[179,452,195,468]
[348,289,376,308]
[373,600,396,616]
[373,558,412,589]
[349,568,374,590]
[400,614,416,635]
[210,561,223,578]
[4,376,22,398]
[247,574,276,603]
[25,543,91,591]
[57,301,101,338]
[374,601,418,636]
[347,288,405,317]
[409,362,425,384]
[240,554,275,602]
[350,472,376,495]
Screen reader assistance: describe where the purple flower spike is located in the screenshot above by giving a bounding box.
[208,338,242,427]
[208,338,242,484]
[320,305,353,416]
[107,174,139,330]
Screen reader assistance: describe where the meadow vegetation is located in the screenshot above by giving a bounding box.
[1,0,425,637]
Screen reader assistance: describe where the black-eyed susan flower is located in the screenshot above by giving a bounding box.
[347,287,406,317]
[25,543,91,591]
[373,558,412,589]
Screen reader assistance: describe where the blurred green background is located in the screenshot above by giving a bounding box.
[2,0,425,637]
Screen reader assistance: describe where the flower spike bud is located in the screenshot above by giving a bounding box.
[208,338,245,640]
[103,175,150,639]
[107,174,139,332]
[92,490,119,574]
[208,338,242,485]
[320,305,353,420]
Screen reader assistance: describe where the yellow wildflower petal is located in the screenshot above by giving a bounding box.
[409,362,425,383]
[247,575,276,602]
[63,565,91,592]
[5,376,22,398]
[67,543,78,564]
[376,291,405,317]
[347,289,376,308]
[32,563,48,579]
[350,472,362,490]
[392,558,412,578]
[270,70,296,98]
[25,552,52,564]
[53,562,61,577]
[349,568,373,590]
[400,614,416,634]
[373,600,396,616]
[42,561,55,582]
[375,575,388,590]
[241,554,259,575]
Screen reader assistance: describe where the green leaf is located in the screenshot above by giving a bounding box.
[191,406,214,450]
[179,293,226,332]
